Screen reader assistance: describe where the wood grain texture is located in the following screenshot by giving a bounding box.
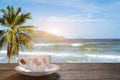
[0,63,120,80]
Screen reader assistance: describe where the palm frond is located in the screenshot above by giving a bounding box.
[0,30,7,50]
[0,18,9,26]
[0,6,30,27]
[0,36,7,51]
[0,9,7,16]
[13,13,31,26]
[19,33,33,49]
[15,7,21,17]
[18,26,36,33]
[5,30,14,42]
[0,30,5,37]
[23,13,31,19]
[0,6,12,27]
[11,6,15,17]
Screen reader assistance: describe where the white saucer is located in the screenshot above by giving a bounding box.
[15,64,60,76]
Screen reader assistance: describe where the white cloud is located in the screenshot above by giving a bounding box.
[38,16,106,23]
[31,15,106,36]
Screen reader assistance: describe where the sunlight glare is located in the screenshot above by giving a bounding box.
[48,28,61,35]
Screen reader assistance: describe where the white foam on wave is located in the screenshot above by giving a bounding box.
[0,50,7,53]
[18,51,120,60]
[0,57,4,60]
[0,50,74,57]
[34,43,55,47]
[34,43,69,47]
[70,43,83,47]
[34,43,83,47]
[19,51,76,57]
[87,54,120,59]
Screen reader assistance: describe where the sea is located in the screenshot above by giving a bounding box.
[0,39,120,63]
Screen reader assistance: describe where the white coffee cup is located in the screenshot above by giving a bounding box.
[18,54,51,72]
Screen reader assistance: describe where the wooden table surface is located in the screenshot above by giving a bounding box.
[0,63,120,80]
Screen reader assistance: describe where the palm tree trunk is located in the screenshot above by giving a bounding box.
[7,43,12,63]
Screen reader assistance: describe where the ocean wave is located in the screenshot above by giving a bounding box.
[0,57,4,60]
[18,52,120,59]
[34,43,83,47]
[19,52,76,57]
[1,50,120,59]
[80,48,108,52]
[1,52,120,63]
[86,54,120,59]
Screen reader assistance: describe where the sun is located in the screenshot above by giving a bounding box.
[48,28,60,35]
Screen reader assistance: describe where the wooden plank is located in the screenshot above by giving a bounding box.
[0,63,120,80]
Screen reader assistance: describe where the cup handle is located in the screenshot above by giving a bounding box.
[18,58,27,68]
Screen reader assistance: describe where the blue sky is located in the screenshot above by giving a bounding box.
[0,0,120,39]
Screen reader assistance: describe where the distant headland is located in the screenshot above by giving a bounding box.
[32,30,120,43]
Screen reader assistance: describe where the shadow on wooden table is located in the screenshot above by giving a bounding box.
[6,72,60,80]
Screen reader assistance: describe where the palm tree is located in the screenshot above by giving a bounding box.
[0,6,35,63]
